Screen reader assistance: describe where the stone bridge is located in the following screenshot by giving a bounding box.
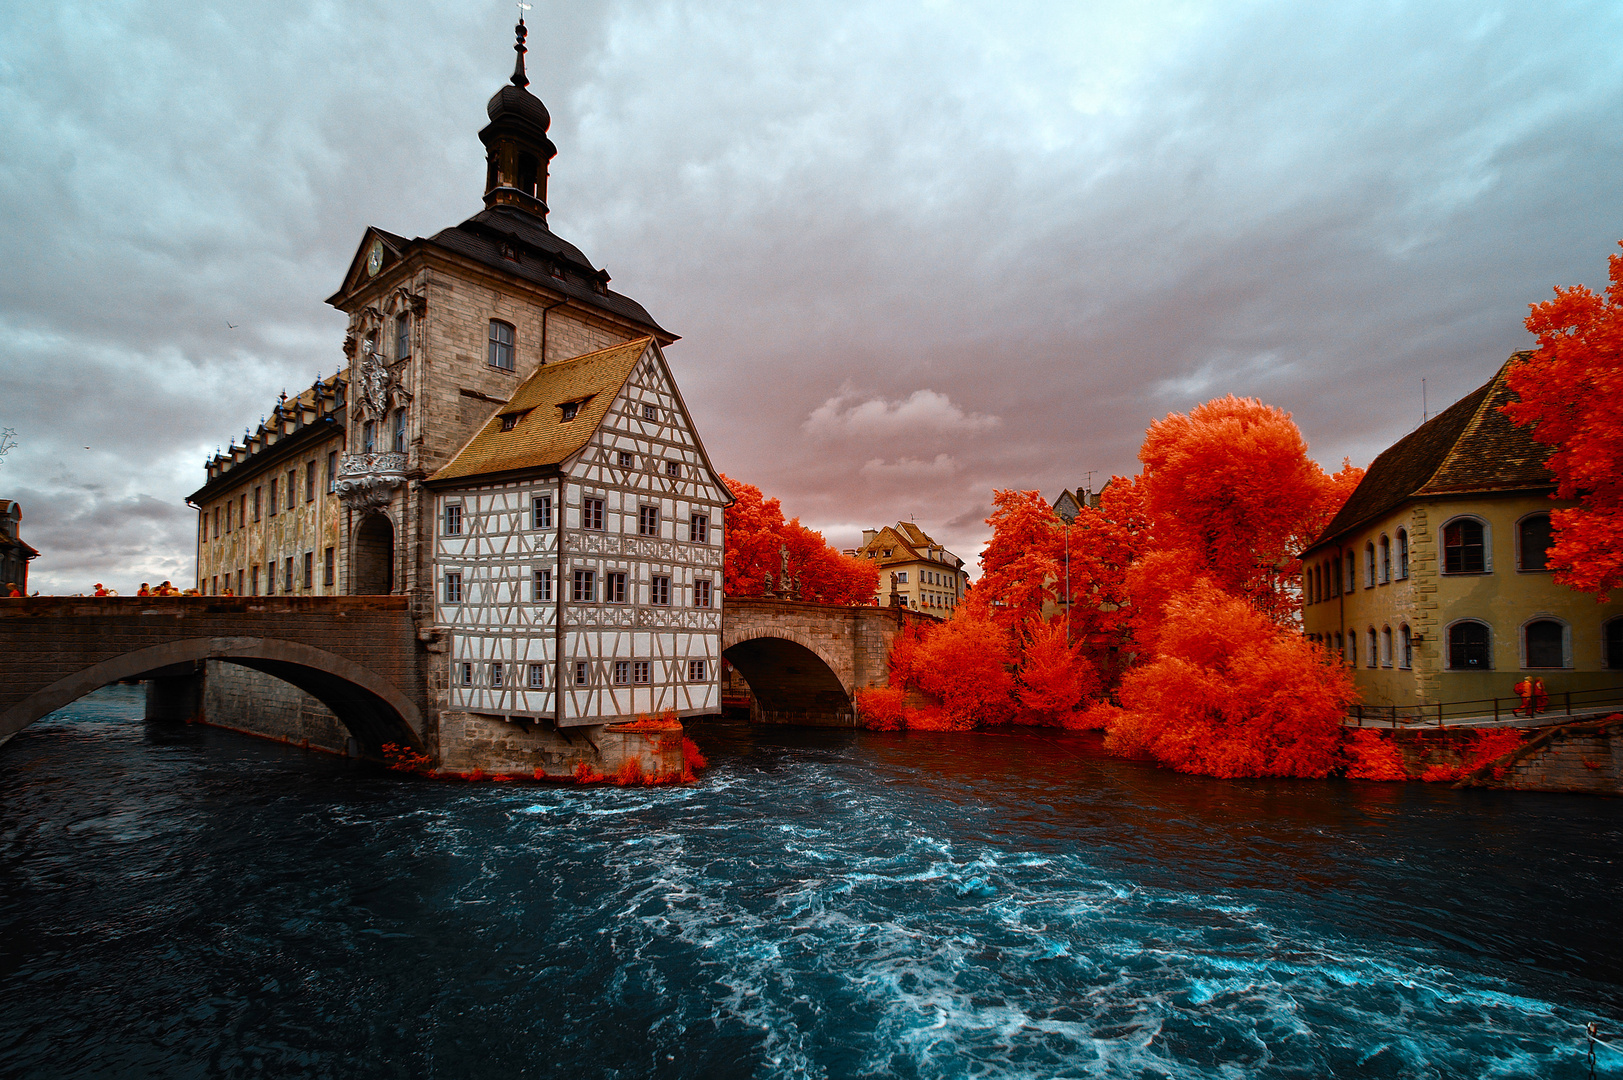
[0,595,917,761]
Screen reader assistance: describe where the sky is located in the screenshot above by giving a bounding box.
[2,0,1621,594]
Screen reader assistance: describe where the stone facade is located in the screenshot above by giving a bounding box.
[851,522,965,613]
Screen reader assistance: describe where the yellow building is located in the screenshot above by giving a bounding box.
[1301,354,1622,715]
[852,523,967,613]
[191,377,348,597]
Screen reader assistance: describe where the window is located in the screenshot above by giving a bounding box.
[1518,514,1552,571]
[665,461,681,478]
[395,312,410,360]
[326,452,337,494]
[239,494,246,530]
[458,662,474,687]
[236,569,244,596]
[632,661,651,684]
[561,401,580,422]
[617,450,634,468]
[1366,628,1378,668]
[253,486,262,521]
[1396,529,1409,579]
[606,572,627,603]
[1448,621,1491,670]
[572,569,595,602]
[1343,552,1354,594]
[444,504,462,535]
[500,412,523,432]
[324,547,335,587]
[533,567,552,602]
[1400,625,1413,669]
[614,660,631,684]
[527,664,545,689]
[639,505,660,536]
[211,576,218,596]
[265,561,274,592]
[303,551,313,589]
[444,572,462,603]
[1365,543,1376,588]
[362,420,376,453]
[651,576,671,605]
[1379,536,1391,584]
[1606,618,1623,670]
[286,471,297,510]
[583,498,604,530]
[691,514,709,543]
[393,409,407,452]
[283,557,294,593]
[488,320,515,370]
[574,661,589,686]
[1524,619,1565,668]
[1443,519,1487,574]
[491,662,504,688]
[1346,631,1356,667]
[532,496,552,529]
[642,403,657,421]
[251,565,260,596]
[306,461,317,502]
[896,571,908,584]
[212,507,220,539]
[688,659,707,681]
[1381,626,1393,668]
[695,579,712,608]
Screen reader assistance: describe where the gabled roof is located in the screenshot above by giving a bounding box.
[429,338,652,484]
[1306,353,1553,553]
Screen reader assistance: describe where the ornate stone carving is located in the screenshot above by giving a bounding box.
[335,452,408,510]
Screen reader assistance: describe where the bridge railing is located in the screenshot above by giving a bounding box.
[1348,685,1623,728]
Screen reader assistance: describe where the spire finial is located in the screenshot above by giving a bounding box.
[512,4,531,89]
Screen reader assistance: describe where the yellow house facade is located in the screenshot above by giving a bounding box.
[1302,355,1622,715]
[852,523,967,613]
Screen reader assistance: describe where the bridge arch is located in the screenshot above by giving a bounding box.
[0,637,424,755]
[721,626,855,726]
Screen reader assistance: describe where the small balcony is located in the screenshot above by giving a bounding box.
[335,452,408,510]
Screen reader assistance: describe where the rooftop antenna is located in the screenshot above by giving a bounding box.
[1422,378,1428,424]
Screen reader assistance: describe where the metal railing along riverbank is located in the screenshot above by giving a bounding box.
[1347,685,1623,729]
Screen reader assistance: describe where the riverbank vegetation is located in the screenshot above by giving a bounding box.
[719,473,878,605]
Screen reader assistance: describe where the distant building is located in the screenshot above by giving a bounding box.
[1050,481,1105,523]
[851,522,967,613]
[1301,354,1622,711]
[0,500,39,594]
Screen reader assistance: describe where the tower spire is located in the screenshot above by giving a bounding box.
[512,4,531,89]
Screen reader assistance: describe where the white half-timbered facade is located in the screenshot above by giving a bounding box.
[427,337,731,727]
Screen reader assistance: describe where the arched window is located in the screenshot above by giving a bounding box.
[1442,518,1488,574]
[1365,542,1376,588]
[1396,529,1409,579]
[1326,560,1338,597]
[1379,536,1391,584]
[1335,630,1344,658]
[1447,620,1492,670]
[1518,513,1553,571]
[1344,552,1354,594]
[517,153,539,198]
[1366,628,1378,667]
[1606,618,1623,670]
[487,320,516,371]
[1400,624,1413,669]
[1381,626,1393,668]
[1523,619,1566,669]
[1345,631,1355,666]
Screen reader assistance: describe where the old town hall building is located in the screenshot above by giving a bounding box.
[188,21,730,749]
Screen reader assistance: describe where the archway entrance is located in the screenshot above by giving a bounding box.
[722,636,854,726]
[351,513,394,595]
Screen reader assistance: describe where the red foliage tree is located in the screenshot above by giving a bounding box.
[1013,618,1102,727]
[1089,581,1356,777]
[880,602,1016,730]
[1343,730,1409,781]
[1501,242,1623,600]
[720,473,878,605]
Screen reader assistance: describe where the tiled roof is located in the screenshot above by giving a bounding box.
[429,338,652,484]
[1307,353,1553,552]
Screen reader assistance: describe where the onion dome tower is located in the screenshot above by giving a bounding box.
[480,17,558,220]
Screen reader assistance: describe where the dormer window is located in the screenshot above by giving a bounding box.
[499,409,531,432]
[561,401,579,422]
[501,240,520,263]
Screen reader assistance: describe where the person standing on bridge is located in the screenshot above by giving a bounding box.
[1513,677,1533,718]
[1532,677,1549,717]
[93,582,110,596]
[5,582,19,597]
[137,582,151,596]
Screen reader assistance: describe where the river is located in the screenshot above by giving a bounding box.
[1,685,1620,1079]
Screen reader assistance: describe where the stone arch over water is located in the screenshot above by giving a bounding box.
[722,629,855,726]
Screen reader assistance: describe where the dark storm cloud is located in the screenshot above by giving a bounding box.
[1,0,1619,589]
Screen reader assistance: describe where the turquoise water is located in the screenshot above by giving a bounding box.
[1,685,1619,1078]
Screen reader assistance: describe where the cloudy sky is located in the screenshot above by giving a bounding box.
[2,0,1620,593]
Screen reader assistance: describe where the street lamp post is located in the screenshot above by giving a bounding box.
[1056,501,1077,647]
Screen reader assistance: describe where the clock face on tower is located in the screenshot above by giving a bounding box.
[366,240,383,277]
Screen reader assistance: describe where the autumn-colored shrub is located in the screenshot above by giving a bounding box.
[1013,618,1101,726]
[1419,728,1525,783]
[613,758,646,786]
[460,768,486,782]
[1344,730,1409,781]
[380,742,432,773]
[854,685,907,730]
[534,766,549,780]
[898,603,1016,729]
[1097,581,1355,778]
[682,736,708,772]
[572,761,604,784]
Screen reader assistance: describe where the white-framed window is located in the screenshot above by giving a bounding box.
[1442,517,1491,574]
[491,661,504,688]
[1522,618,1568,669]
[639,505,660,536]
[606,572,627,603]
[488,319,515,370]
[532,495,552,529]
[690,514,709,543]
[571,569,595,602]
[444,504,462,535]
[695,579,712,608]
[533,567,551,602]
[651,576,671,605]
[665,461,680,478]
[617,451,634,468]
[1364,543,1376,588]
[896,571,908,583]
[458,662,474,686]
[561,401,580,422]
[688,659,707,681]
[1517,513,1553,572]
[1396,529,1409,579]
[1379,536,1391,584]
[642,403,657,421]
[444,572,462,603]
[573,661,589,686]
[614,660,631,684]
[582,498,604,531]
[632,661,651,684]
[1447,619,1492,670]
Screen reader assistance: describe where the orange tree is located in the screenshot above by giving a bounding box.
[1502,241,1623,600]
[720,474,878,605]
